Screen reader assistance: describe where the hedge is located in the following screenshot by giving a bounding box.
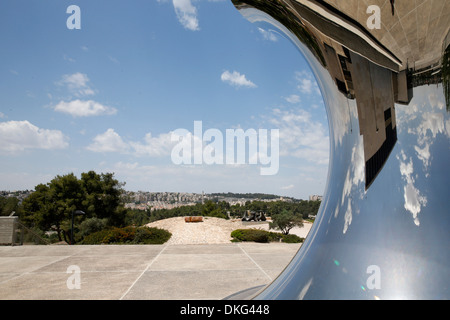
[82,226,171,244]
[231,228,304,243]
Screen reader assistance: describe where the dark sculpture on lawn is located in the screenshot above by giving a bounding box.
[242,210,266,222]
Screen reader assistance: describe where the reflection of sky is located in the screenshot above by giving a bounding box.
[298,84,450,298]
[239,3,450,299]
[395,85,450,226]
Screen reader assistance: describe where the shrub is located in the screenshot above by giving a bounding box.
[231,229,304,243]
[281,234,304,243]
[231,229,269,243]
[81,229,111,244]
[78,217,108,238]
[132,227,172,244]
[81,226,171,244]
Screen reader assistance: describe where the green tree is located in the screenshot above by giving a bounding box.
[80,171,125,224]
[20,171,126,242]
[0,196,20,216]
[269,209,303,235]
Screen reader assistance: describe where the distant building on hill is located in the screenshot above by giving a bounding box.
[309,195,323,201]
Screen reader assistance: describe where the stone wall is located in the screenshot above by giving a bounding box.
[0,217,18,245]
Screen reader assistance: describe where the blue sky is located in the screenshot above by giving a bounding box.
[0,0,329,199]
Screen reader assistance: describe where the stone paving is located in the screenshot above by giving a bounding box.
[0,242,301,300]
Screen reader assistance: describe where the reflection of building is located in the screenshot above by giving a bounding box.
[235,0,442,189]
[349,52,398,188]
[232,0,450,301]
[285,0,405,189]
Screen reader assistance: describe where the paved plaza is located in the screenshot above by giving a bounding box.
[0,243,301,300]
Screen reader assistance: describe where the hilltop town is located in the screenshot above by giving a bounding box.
[121,191,304,211]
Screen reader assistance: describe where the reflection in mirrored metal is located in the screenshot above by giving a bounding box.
[230,0,450,299]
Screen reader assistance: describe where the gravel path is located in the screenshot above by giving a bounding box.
[146,217,313,245]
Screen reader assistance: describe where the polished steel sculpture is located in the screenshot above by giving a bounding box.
[230,0,450,299]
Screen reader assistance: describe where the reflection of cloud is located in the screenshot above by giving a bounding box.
[397,86,449,172]
[412,111,445,171]
[258,27,278,41]
[343,201,352,234]
[295,70,320,95]
[414,144,430,173]
[397,151,427,226]
[403,183,425,226]
[341,135,365,234]
[394,86,448,226]
[417,112,445,144]
[446,119,450,138]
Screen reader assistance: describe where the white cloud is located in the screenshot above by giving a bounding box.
[130,132,176,157]
[0,120,68,153]
[299,78,313,93]
[339,136,365,233]
[57,72,95,96]
[267,108,329,165]
[87,128,129,153]
[221,70,257,88]
[284,94,300,104]
[87,129,176,157]
[173,0,199,31]
[53,100,117,117]
[258,27,278,41]
[397,151,427,226]
[295,70,320,95]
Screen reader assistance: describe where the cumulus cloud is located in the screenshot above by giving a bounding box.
[53,100,117,117]
[173,0,199,31]
[53,72,118,117]
[0,120,68,153]
[130,132,175,157]
[221,70,257,88]
[57,72,95,97]
[87,129,176,157]
[284,94,300,104]
[267,108,329,165]
[87,128,129,153]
